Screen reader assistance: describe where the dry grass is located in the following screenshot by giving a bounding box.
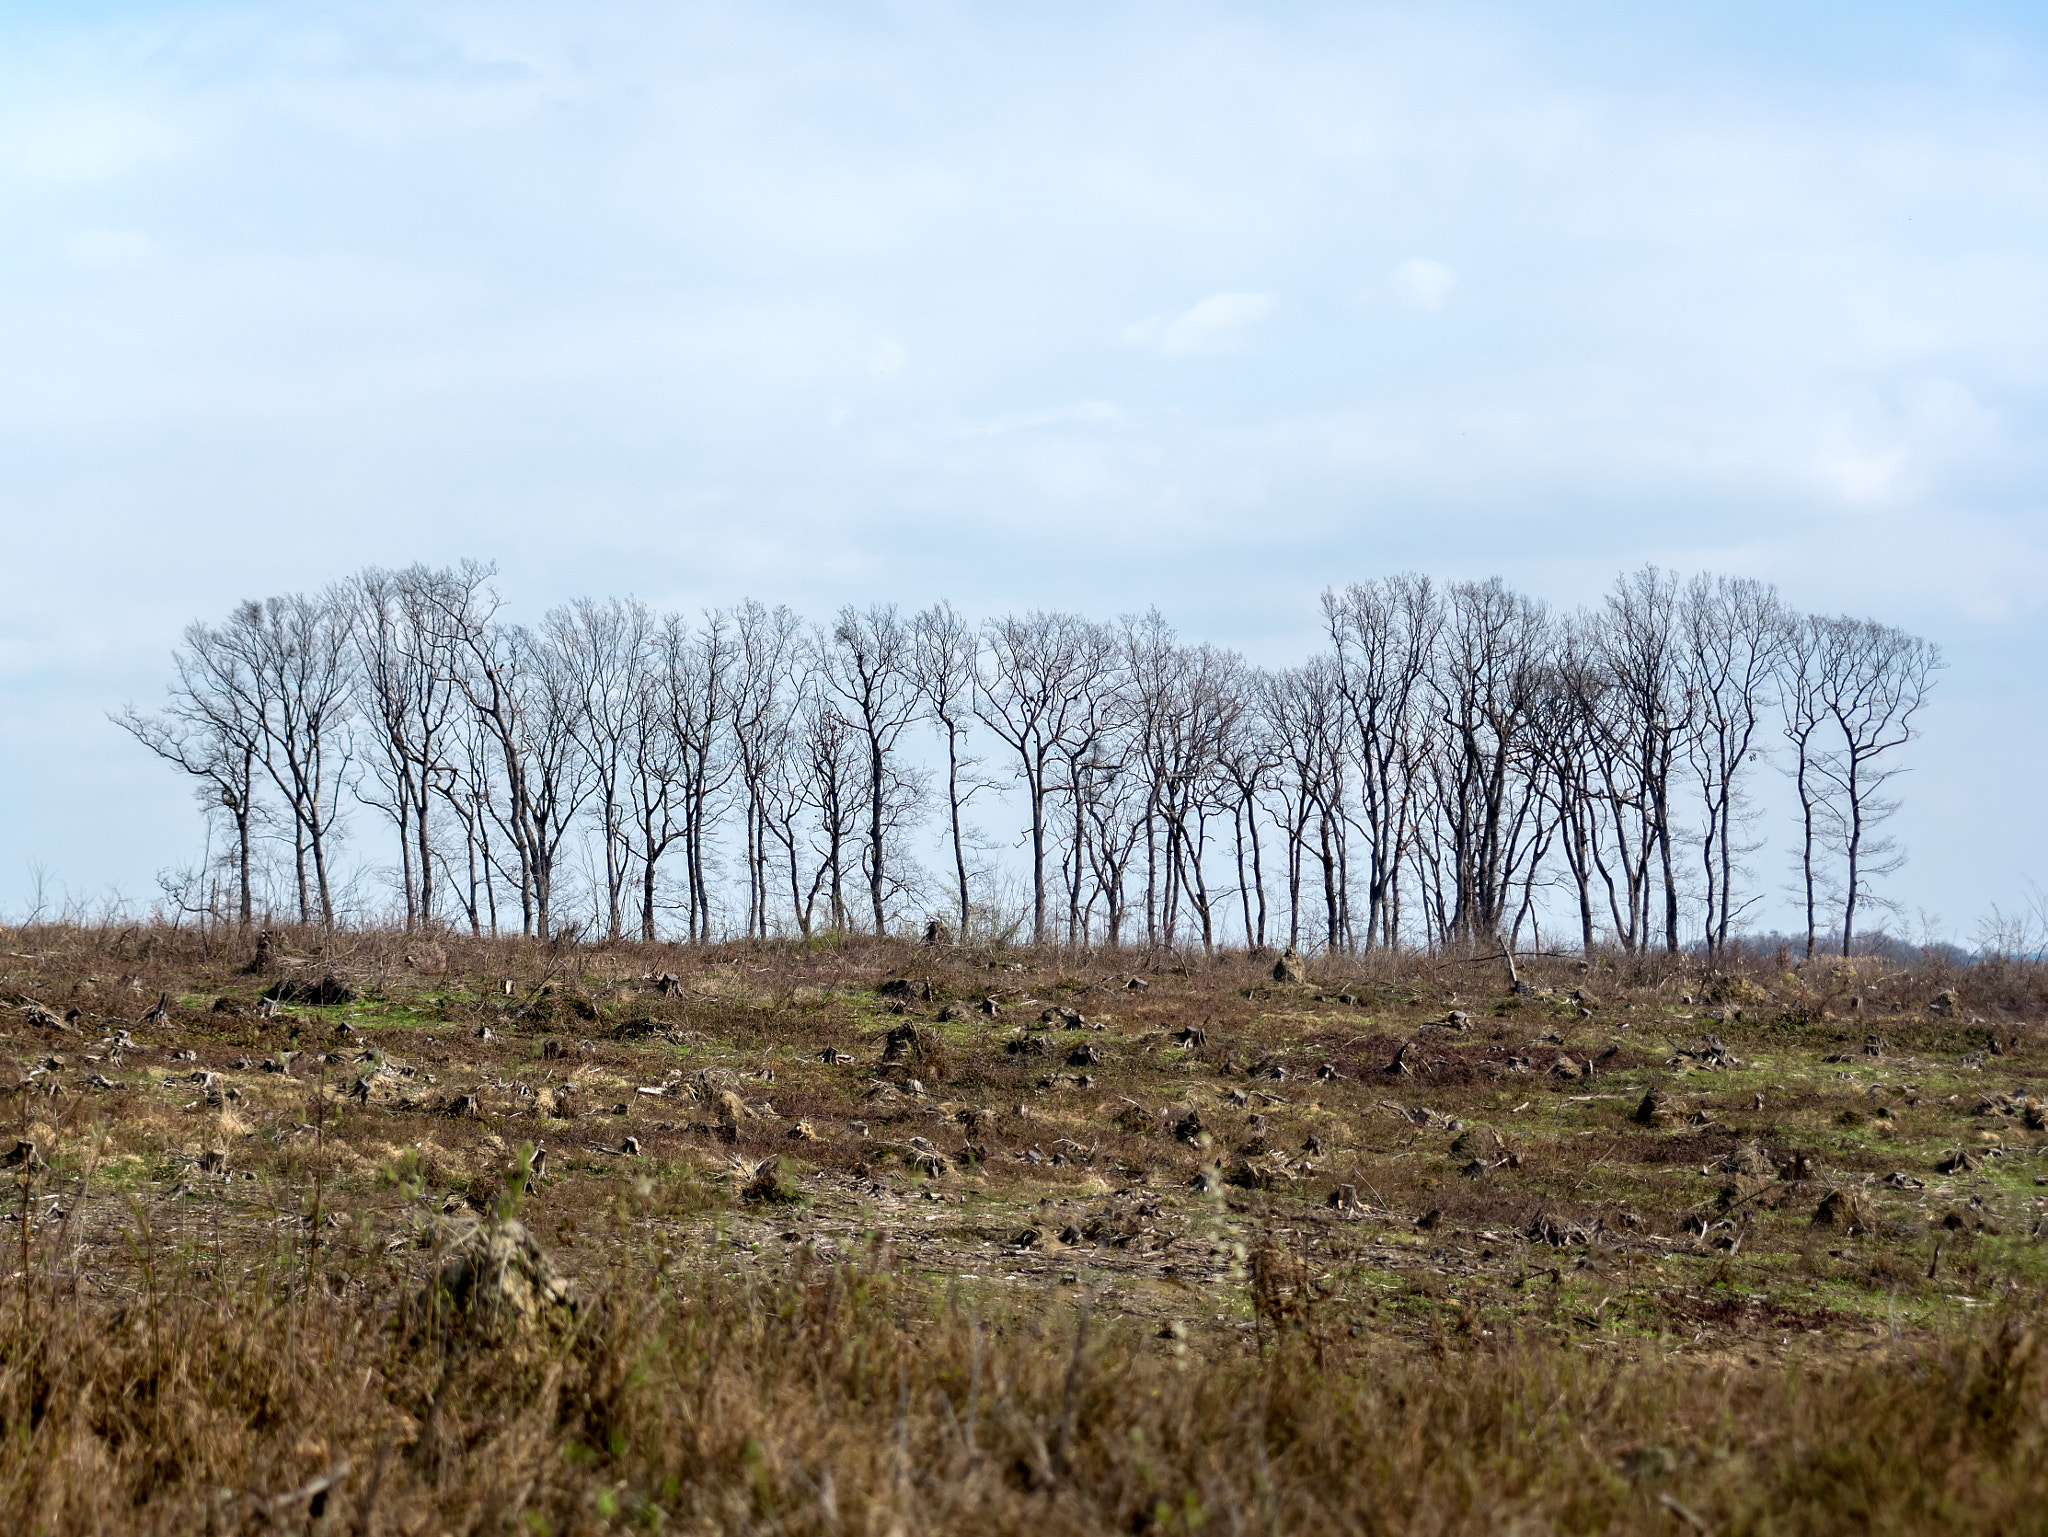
[8,1223,2048,1534]
[1,922,2046,1533]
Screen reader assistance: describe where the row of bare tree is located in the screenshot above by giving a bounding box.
[118,562,1940,957]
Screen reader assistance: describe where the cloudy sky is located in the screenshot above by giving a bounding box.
[3,0,2044,937]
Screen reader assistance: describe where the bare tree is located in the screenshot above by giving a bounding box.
[342,562,488,930]
[436,703,503,935]
[1122,611,1179,948]
[1779,614,1838,958]
[1323,574,1439,950]
[728,602,804,939]
[770,670,860,936]
[1813,617,1942,954]
[547,597,650,940]
[822,605,925,934]
[1139,641,1244,955]
[1679,574,1788,955]
[1118,615,1251,950]
[515,624,600,939]
[1216,674,1281,950]
[977,611,1098,946]
[1429,578,1548,947]
[1525,615,1600,954]
[619,618,686,942]
[1048,621,1125,947]
[1075,740,1149,946]
[128,566,1948,962]
[1262,659,1350,950]
[212,594,354,926]
[114,621,269,929]
[425,582,593,939]
[640,610,735,942]
[1593,567,1689,953]
[911,601,986,942]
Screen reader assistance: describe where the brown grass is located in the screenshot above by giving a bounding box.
[1,921,2046,1533]
[7,1222,2048,1534]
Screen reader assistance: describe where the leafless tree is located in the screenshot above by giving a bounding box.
[822,605,925,934]
[436,704,503,936]
[1140,641,1245,954]
[1047,621,1125,947]
[1075,742,1149,946]
[1811,616,1942,954]
[547,597,650,940]
[977,611,1099,946]
[1262,659,1350,950]
[212,595,355,927]
[774,670,861,936]
[1779,614,1839,958]
[1592,567,1689,953]
[342,562,488,930]
[729,602,805,938]
[1679,574,1788,955]
[1429,578,1548,947]
[641,610,735,942]
[1323,574,1439,950]
[424,582,593,939]
[1527,615,1607,955]
[129,564,1947,960]
[114,622,269,929]
[1122,611,1180,948]
[1574,668,1666,953]
[620,618,687,942]
[911,601,986,941]
[1216,675,1281,950]
[514,624,599,939]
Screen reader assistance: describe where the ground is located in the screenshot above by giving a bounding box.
[4,926,2047,1533]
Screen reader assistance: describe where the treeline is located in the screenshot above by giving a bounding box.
[118,562,1940,958]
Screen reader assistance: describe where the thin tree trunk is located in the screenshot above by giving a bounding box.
[948,734,971,941]
[1842,760,1863,956]
[1248,812,1268,948]
[868,736,887,934]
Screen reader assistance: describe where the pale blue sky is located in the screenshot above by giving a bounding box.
[3,1,2045,936]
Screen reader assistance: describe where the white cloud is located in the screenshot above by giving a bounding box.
[68,228,157,270]
[1808,377,2003,506]
[1125,291,1275,355]
[3,1,2047,928]
[867,337,908,377]
[958,401,1126,437]
[1392,258,1458,310]
[1815,446,1907,505]
[0,96,183,183]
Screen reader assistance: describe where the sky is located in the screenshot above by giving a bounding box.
[2,0,2045,940]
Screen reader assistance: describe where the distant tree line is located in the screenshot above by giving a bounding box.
[118,562,1941,959]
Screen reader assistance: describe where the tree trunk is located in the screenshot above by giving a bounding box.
[868,736,887,934]
[947,730,970,941]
